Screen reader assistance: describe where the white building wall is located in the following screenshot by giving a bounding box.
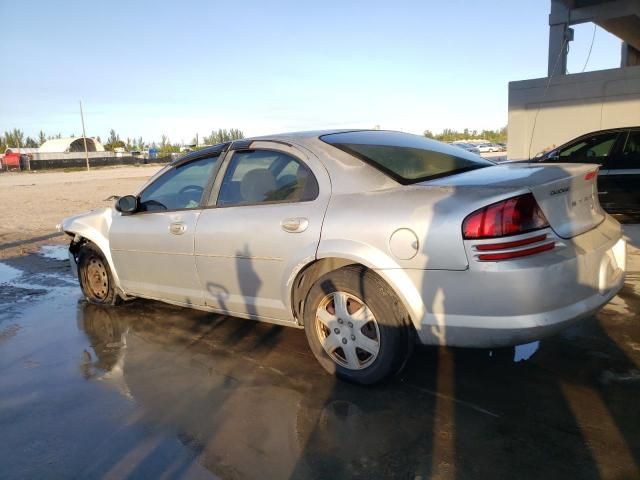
[32,151,116,161]
[507,65,640,160]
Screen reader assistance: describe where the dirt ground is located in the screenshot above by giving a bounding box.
[0,165,163,259]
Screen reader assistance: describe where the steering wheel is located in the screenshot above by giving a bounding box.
[179,185,204,196]
[139,199,167,212]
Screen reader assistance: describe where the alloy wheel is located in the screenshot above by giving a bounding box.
[314,291,381,370]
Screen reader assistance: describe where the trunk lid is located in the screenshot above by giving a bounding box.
[424,163,604,239]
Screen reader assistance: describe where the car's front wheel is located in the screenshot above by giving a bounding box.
[303,266,413,385]
[77,243,120,306]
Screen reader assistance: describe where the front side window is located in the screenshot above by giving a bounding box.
[610,130,640,169]
[217,150,318,206]
[321,130,492,184]
[139,155,218,212]
[557,132,619,162]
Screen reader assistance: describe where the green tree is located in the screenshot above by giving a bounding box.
[104,129,125,151]
[24,137,38,148]
[3,128,25,148]
[203,128,244,145]
[158,134,180,155]
[423,126,507,144]
[38,130,47,145]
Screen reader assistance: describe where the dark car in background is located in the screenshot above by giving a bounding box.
[536,127,640,216]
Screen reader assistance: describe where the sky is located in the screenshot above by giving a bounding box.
[0,0,623,144]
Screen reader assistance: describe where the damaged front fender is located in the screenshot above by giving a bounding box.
[61,208,124,293]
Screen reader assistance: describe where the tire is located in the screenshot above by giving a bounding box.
[77,243,120,306]
[80,303,126,371]
[303,265,413,385]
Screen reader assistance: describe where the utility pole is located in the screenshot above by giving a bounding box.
[79,100,90,171]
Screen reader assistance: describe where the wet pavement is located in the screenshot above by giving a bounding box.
[0,241,639,479]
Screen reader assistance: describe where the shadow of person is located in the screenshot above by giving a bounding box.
[236,244,261,320]
[205,281,230,313]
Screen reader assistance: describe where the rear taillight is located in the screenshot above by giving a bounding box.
[462,193,549,240]
[584,170,598,181]
[463,193,555,261]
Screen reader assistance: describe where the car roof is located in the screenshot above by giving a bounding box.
[251,129,359,140]
[173,129,393,164]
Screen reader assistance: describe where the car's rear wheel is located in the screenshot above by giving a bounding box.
[303,265,413,385]
[77,243,120,306]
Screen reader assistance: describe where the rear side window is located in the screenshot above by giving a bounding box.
[217,150,318,206]
[557,132,619,161]
[321,131,492,184]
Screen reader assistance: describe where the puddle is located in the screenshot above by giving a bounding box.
[0,263,22,284]
[513,341,540,362]
[39,245,69,261]
[0,324,21,344]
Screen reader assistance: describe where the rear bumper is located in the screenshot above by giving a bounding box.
[414,274,623,347]
[405,216,626,347]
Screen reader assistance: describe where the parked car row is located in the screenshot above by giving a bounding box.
[477,143,506,153]
[451,142,481,154]
[452,142,506,155]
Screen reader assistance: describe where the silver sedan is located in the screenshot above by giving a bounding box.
[61,130,626,384]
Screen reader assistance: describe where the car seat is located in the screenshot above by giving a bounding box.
[240,168,277,203]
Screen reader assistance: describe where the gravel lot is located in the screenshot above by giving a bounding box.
[0,165,162,259]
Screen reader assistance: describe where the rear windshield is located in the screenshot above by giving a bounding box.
[321,130,493,184]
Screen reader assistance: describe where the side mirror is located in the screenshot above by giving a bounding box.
[544,150,559,162]
[115,195,139,214]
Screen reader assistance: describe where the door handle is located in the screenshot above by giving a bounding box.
[281,217,309,233]
[169,222,187,235]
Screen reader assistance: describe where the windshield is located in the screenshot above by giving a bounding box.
[321,130,493,184]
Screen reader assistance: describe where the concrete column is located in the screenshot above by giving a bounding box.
[548,0,570,76]
[548,23,569,76]
[621,42,640,67]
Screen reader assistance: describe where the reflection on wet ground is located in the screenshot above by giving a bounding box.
[0,247,639,479]
[37,245,70,261]
[0,262,21,284]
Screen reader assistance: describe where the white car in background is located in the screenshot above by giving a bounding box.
[478,143,502,153]
[452,142,481,155]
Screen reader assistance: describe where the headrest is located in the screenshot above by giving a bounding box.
[240,168,277,203]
